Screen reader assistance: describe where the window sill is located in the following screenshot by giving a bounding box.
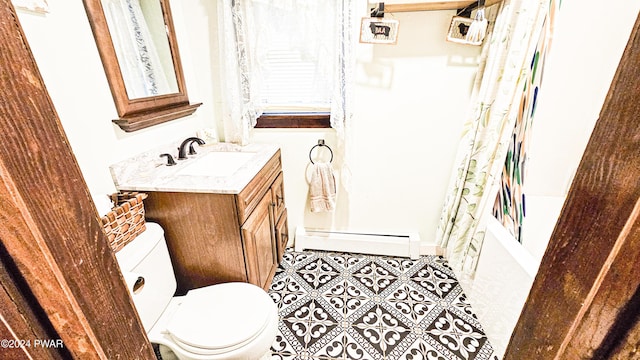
[255,113,331,128]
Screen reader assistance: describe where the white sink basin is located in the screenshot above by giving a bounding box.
[176,151,257,177]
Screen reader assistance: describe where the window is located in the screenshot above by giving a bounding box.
[251,1,337,128]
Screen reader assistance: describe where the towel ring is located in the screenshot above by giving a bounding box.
[309,140,333,164]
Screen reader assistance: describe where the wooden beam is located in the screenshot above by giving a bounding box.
[0,255,65,360]
[606,300,640,358]
[385,0,502,13]
[0,1,156,358]
[572,200,640,358]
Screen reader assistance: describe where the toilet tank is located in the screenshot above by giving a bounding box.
[115,222,177,332]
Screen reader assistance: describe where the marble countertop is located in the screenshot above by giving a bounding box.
[110,142,279,194]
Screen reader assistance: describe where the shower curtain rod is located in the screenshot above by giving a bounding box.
[384,0,502,13]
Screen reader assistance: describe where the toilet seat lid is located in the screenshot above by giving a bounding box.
[166,282,274,351]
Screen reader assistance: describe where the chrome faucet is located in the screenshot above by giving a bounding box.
[178,137,205,160]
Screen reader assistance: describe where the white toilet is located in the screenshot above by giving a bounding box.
[115,222,278,360]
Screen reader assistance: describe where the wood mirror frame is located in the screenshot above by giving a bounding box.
[83,0,201,132]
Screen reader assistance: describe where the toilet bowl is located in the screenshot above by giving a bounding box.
[149,283,278,360]
[115,222,277,360]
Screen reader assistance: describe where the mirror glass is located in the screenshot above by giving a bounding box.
[100,0,178,99]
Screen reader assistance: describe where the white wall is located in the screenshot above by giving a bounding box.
[17,1,483,246]
[254,10,481,244]
[16,1,218,198]
[17,0,640,257]
[522,0,640,259]
[19,0,639,252]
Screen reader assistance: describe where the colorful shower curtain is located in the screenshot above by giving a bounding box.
[493,1,558,243]
[435,0,552,275]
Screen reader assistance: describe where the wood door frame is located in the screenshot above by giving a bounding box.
[1,0,639,358]
[0,1,155,358]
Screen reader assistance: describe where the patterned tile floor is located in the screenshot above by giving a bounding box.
[268,249,498,360]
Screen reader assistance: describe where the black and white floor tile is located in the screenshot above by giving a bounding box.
[268,249,498,360]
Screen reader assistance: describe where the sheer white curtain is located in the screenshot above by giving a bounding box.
[217,0,262,145]
[217,0,358,158]
[331,0,358,189]
[102,0,171,98]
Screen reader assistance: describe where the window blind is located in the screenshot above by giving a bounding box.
[259,41,333,112]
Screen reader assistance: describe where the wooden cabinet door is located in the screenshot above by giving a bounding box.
[144,192,247,293]
[275,209,288,263]
[271,172,286,221]
[241,191,277,290]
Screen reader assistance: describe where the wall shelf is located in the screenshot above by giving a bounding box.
[384,0,502,12]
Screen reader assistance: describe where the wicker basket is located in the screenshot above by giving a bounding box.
[101,192,148,252]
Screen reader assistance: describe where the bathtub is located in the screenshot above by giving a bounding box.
[465,195,565,358]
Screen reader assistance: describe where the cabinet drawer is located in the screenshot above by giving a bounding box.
[237,151,281,224]
[271,172,285,221]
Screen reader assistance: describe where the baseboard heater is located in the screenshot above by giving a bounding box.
[294,228,421,259]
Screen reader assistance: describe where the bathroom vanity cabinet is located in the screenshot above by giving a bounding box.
[139,150,288,294]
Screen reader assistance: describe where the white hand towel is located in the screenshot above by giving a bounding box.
[309,162,336,212]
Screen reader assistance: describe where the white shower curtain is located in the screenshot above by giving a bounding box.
[436,0,549,275]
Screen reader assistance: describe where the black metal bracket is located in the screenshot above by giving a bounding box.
[370,2,384,18]
[457,0,485,17]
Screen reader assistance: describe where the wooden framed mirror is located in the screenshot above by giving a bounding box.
[83,0,201,132]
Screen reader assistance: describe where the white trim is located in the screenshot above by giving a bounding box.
[420,243,444,256]
[294,228,421,259]
[485,217,538,278]
[13,0,49,13]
